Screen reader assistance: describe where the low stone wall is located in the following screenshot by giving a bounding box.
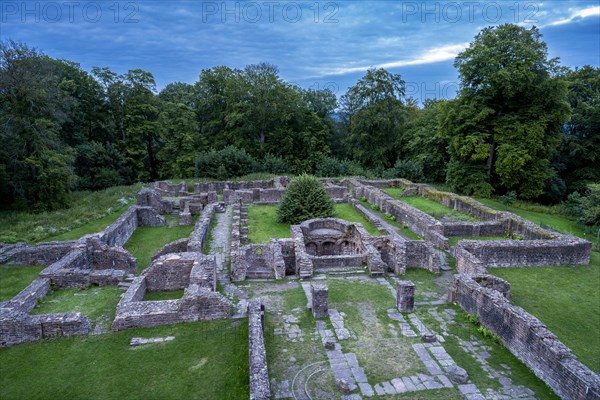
[144,253,196,291]
[98,206,165,248]
[230,202,244,281]
[154,181,188,196]
[138,188,173,214]
[448,274,600,400]
[0,241,78,266]
[248,299,270,400]
[112,253,231,331]
[194,179,276,194]
[441,221,506,237]
[1,278,50,313]
[455,239,592,273]
[187,204,215,252]
[0,308,91,347]
[152,238,190,262]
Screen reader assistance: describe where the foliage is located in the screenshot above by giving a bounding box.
[445,25,570,199]
[578,184,600,226]
[195,146,258,179]
[340,68,407,169]
[262,154,289,174]
[500,191,517,206]
[276,174,334,224]
[382,159,425,181]
[315,156,366,177]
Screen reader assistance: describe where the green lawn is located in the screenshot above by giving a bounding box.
[0,265,44,302]
[476,197,598,243]
[124,216,195,272]
[448,236,506,247]
[30,286,122,325]
[359,199,423,240]
[144,289,185,301]
[247,204,381,244]
[334,203,381,235]
[490,252,600,372]
[0,319,249,400]
[0,184,142,244]
[400,196,479,222]
[382,187,405,198]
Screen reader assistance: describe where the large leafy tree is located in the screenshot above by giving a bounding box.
[0,41,76,210]
[555,66,600,196]
[340,68,406,169]
[446,24,570,198]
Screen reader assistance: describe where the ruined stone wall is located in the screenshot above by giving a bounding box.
[144,254,195,291]
[189,256,217,290]
[449,274,600,400]
[194,179,276,194]
[455,239,592,273]
[230,202,245,281]
[311,254,365,270]
[187,204,215,252]
[291,225,312,278]
[151,238,190,262]
[248,299,270,400]
[276,239,296,275]
[98,205,164,248]
[258,188,284,204]
[441,221,506,238]
[0,241,78,267]
[154,181,188,196]
[39,247,90,288]
[1,278,50,313]
[178,285,232,321]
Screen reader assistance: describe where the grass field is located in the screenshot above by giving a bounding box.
[382,187,405,198]
[447,236,506,247]
[490,252,600,372]
[399,196,479,222]
[0,319,249,400]
[31,286,122,325]
[143,289,185,301]
[0,265,45,302]
[0,184,142,244]
[124,216,195,272]
[359,199,424,240]
[247,204,381,244]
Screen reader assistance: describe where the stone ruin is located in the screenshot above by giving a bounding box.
[0,175,596,400]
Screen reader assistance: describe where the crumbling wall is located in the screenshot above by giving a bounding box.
[248,299,270,400]
[0,241,78,267]
[151,238,190,262]
[144,253,195,291]
[449,274,600,400]
[455,239,592,273]
[187,204,215,252]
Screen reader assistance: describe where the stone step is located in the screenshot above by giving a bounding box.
[118,282,131,290]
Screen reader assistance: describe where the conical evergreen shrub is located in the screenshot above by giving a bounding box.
[276,174,335,224]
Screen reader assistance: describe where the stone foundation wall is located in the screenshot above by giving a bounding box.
[1,278,50,313]
[248,299,270,400]
[144,253,195,291]
[152,238,190,262]
[187,204,215,252]
[0,308,91,347]
[230,202,244,281]
[154,181,188,196]
[449,274,600,400]
[455,239,592,273]
[0,241,78,267]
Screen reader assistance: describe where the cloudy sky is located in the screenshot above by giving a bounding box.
[1,1,599,103]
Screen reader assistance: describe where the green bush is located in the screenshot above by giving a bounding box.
[262,154,289,174]
[382,159,425,181]
[315,156,366,177]
[195,146,258,179]
[276,174,334,224]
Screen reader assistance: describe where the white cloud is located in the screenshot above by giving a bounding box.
[545,6,600,27]
[313,43,469,76]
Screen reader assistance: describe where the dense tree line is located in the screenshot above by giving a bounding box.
[1,24,598,218]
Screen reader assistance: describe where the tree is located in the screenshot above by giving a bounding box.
[157,102,200,178]
[555,66,600,196]
[405,99,451,183]
[0,41,76,210]
[446,25,570,199]
[340,68,406,169]
[276,174,334,224]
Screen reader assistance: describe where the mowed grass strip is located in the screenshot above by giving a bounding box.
[381,187,405,198]
[247,203,381,244]
[0,265,44,302]
[490,252,600,372]
[0,319,249,400]
[30,286,122,324]
[399,196,479,222]
[124,216,195,272]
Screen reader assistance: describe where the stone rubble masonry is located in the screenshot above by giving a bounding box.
[137,187,173,215]
[187,204,215,252]
[151,238,190,263]
[0,241,78,266]
[345,179,592,268]
[238,242,286,280]
[455,238,592,274]
[248,299,270,400]
[153,181,188,196]
[179,203,193,226]
[230,202,245,281]
[311,283,329,318]
[0,278,91,347]
[112,252,231,331]
[448,274,600,400]
[396,280,415,313]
